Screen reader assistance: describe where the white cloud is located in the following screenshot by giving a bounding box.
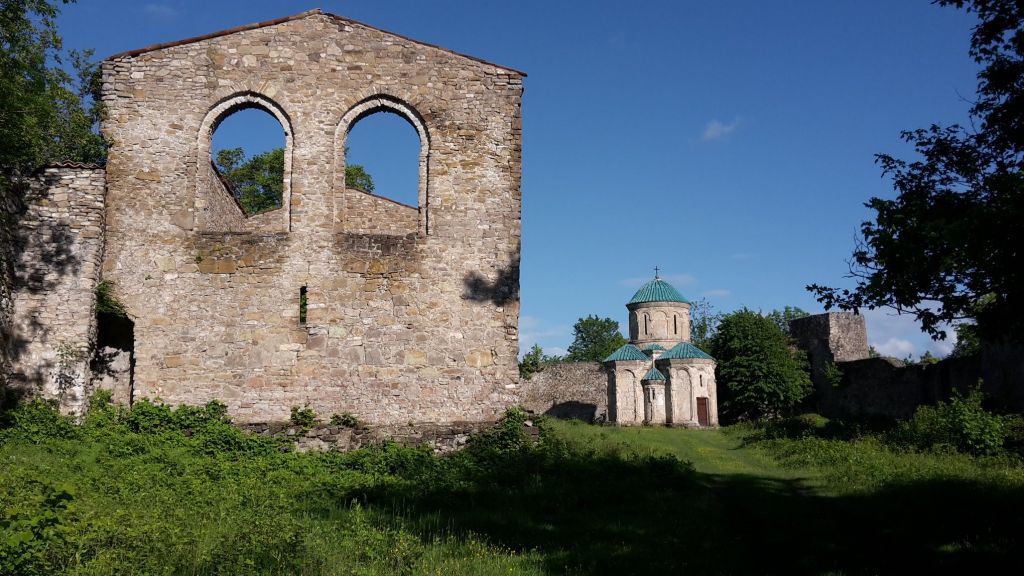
[702,118,739,142]
[862,307,955,359]
[518,316,569,358]
[873,337,916,359]
[143,3,178,18]
[702,289,731,298]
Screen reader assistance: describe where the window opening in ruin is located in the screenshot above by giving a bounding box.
[211,107,287,216]
[299,286,308,325]
[644,314,650,335]
[674,315,678,335]
[345,111,420,208]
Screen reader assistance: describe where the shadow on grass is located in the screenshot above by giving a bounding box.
[358,439,1023,575]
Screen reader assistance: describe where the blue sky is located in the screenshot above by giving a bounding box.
[59,1,982,359]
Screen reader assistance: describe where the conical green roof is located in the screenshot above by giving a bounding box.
[642,343,666,351]
[660,342,714,360]
[603,344,649,362]
[642,367,666,381]
[628,277,690,305]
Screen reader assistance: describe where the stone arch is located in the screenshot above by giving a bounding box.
[335,94,431,235]
[195,91,294,231]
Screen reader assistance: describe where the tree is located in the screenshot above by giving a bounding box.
[709,309,812,421]
[0,0,104,177]
[343,146,375,192]
[519,344,544,379]
[345,164,375,192]
[215,147,284,214]
[764,306,809,336]
[808,0,1024,343]
[565,315,627,362]
[689,298,722,350]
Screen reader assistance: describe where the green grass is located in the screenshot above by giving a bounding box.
[2,400,1023,575]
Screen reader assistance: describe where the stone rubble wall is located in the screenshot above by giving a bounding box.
[5,167,106,415]
[342,188,419,236]
[792,311,1024,418]
[98,12,523,425]
[241,421,493,454]
[515,361,608,422]
[197,159,245,232]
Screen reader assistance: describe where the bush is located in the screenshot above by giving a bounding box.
[329,412,360,428]
[893,386,1005,455]
[290,404,317,429]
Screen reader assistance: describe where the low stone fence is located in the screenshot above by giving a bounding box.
[240,421,496,453]
[515,361,608,423]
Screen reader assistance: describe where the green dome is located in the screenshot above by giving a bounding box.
[642,367,666,381]
[603,344,649,362]
[660,342,713,361]
[628,277,690,305]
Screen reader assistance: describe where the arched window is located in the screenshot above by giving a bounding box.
[673,314,678,335]
[212,108,286,215]
[336,96,429,236]
[644,314,650,335]
[196,92,292,233]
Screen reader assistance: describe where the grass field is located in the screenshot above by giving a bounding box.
[2,400,1023,575]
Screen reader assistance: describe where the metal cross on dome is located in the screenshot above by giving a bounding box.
[654,266,660,280]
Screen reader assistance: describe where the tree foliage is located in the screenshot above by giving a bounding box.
[565,315,627,362]
[709,309,812,421]
[345,164,375,192]
[0,0,105,177]
[214,147,283,215]
[808,0,1024,342]
[689,298,722,350]
[518,343,563,379]
[764,306,810,336]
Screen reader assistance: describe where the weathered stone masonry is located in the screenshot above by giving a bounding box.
[6,10,526,426]
[4,166,107,414]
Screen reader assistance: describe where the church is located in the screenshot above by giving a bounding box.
[603,273,719,427]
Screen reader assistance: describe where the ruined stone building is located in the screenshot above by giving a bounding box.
[1,10,525,426]
[604,274,718,426]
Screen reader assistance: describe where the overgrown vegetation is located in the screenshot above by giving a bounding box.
[93,280,127,318]
[2,399,1022,575]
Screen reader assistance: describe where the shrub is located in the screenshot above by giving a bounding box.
[290,403,317,429]
[893,385,1005,455]
[329,412,360,428]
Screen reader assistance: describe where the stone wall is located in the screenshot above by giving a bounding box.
[242,420,493,454]
[97,10,524,425]
[792,311,1024,418]
[820,356,981,419]
[342,188,419,236]
[5,166,106,415]
[515,361,608,422]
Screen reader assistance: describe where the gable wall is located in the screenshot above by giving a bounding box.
[99,14,523,424]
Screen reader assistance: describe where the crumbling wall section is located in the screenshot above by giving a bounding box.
[515,361,608,422]
[6,166,106,415]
